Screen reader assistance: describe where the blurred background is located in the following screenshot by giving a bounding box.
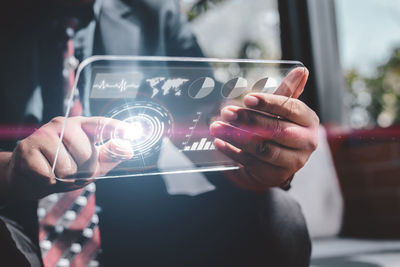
[177,0,400,266]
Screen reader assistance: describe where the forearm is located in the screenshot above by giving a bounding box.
[0,151,12,206]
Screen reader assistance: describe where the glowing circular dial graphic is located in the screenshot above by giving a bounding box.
[100,101,172,162]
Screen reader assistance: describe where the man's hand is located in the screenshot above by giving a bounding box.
[1,116,133,202]
[210,68,319,191]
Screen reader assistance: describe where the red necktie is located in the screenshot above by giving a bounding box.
[38,21,101,267]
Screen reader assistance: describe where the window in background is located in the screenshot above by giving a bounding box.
[331,0,400,238]
[179,0,281,60]
[179,0,282,94]
[335,0,400,128]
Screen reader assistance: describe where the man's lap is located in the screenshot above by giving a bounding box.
[96,176,311,266]
[0,177,311,267]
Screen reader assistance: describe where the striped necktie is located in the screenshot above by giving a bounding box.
[38,20,101,267]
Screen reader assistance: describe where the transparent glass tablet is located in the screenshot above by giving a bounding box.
[53,56,305,181]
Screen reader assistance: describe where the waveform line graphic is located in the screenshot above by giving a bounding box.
[93,79,139,92]
[91,72,143,99]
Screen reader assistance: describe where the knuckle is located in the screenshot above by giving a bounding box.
[244,110,257,125]
[264,97,279,115]
[236,109,252,126]
[281,126,295,139]
[257,141,280,162]
[312,111,320,125]
[34,125,55,139]
[12,142,31,173]
[13,141,56,187]
[79,147,93,164]
[294,156,307,171]
[271,118,283,138]
[68,115,81,124]
[42,176,56,186]
[269,147,281,163]
[15,139,34,160]
[15,139,29,154]
[308,137,319,151]
[285,99,300,119]
[50,116,65,125]
[306,128,319,151]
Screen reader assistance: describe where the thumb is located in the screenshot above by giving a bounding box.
[80,116,122,142]
[79,116,134,176]
[274,67,309,99]
[96,139,134,176]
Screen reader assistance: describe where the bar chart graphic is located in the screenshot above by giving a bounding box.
[183,138,216,151]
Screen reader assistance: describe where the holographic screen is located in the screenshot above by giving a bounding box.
[53,56,305,181]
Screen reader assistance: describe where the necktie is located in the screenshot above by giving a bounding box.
[38,20,101,267]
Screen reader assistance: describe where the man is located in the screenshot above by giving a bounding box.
[0,0,319,266]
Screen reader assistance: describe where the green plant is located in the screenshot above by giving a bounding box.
[345,48,400,127]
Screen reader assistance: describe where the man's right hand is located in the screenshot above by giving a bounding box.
[0,116,134,203]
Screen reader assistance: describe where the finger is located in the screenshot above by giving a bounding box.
[16,145,80,196]
[214,139,287,187]
[80,116,125,142]
[18,147,57,186]
[64,116,131,173]
[46,116,126,142]
[273,67,308,98]
[293,68,309,99]
[242,93,319,127]
[40,139,78,180]
[220,106,315,149]
[62,121,96,168]
[30,127,78,179]
[56,116,134,178]
[210,122,306,169]
[42,117,97,169]
[96,139,134,177]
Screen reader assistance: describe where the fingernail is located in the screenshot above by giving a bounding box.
[244,95,259,107]
[293,67,305,81]
[210,122,223,137]
[214,138,226,151]
[222,109,237,121]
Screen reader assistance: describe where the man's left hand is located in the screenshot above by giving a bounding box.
[210,68,319,191]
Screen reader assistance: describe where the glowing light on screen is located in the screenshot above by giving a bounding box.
[123,122,144,141]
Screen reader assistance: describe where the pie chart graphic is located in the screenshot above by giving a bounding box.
[188,77,215,99]
[252,77,278,94]
[221,77,248,99]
